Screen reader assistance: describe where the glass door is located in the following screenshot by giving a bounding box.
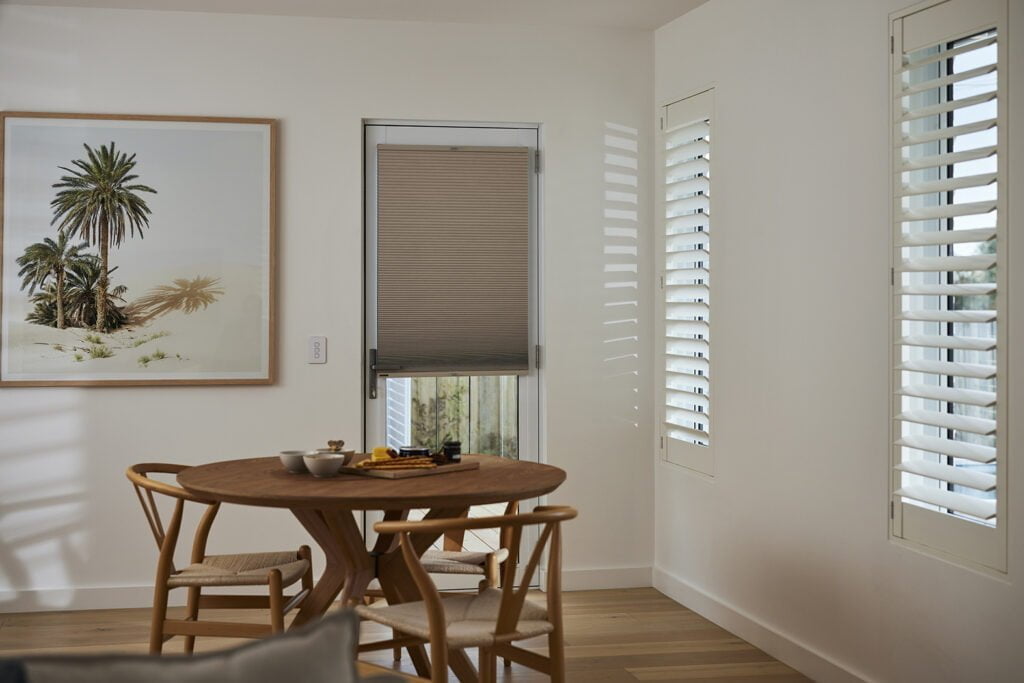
[364,122,540,589]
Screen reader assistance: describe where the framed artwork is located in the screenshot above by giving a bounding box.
[0,112,276,386]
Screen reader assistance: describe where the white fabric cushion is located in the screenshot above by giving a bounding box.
[355,588,552,648]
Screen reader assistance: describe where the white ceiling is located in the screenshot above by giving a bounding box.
[0,0,707,30]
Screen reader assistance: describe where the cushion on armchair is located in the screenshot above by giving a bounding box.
[0,609,400,683]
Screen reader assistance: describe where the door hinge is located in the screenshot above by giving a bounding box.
[659,435,665,450]
[890,267,895,286]
[659,274,665,290]
[890,500,895,519]
[890,35,894,54]
[534,149,541,173]
[659,116,664,131]
[535,344,542,369]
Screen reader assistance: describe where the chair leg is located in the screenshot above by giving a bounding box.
[183,586,201,654]
[393,629,402,661]
[149,584,169,655]
[268,569,285,635]
[298,545,314,592]
[478,646,497,683]
[548,630,566,683]
[485,554,500,589]
[491,543,512,672]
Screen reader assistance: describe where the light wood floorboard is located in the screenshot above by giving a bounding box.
[0,588,808,682]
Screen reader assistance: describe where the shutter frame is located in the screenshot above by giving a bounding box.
[889,0,1008,573]
[659,88,715,475]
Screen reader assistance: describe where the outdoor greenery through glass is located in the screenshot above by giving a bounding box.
[388,376,519,458]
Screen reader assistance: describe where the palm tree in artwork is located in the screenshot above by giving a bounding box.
[62,256,129,330]
[50,142,157,331]
[26,257,129,330]
[15,232,90,329]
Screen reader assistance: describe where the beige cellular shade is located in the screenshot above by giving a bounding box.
[376,144,530,375]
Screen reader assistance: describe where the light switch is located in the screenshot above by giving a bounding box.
[308,336,327,364]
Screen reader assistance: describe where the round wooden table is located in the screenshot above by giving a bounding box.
[178,454,565,681]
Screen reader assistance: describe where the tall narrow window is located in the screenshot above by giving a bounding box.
[891,0,1007,571]
[660,89,713,475]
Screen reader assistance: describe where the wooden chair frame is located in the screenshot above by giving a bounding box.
[365,500,521,664]
[440,499,520,589]
[357,505,577,683]
[127,463,313,654]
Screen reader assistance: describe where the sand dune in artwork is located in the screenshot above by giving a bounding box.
[3,266,265,380]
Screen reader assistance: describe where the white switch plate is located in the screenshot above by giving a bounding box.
[307,336,327,364]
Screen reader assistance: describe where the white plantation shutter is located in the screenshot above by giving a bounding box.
[891,0,1007,571]
[660,90,713,474]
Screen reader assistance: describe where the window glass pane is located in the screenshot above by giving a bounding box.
[386,375,519,458]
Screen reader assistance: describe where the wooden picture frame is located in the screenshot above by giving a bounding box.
[0,112,276,386]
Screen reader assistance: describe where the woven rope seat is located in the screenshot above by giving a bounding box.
[419,548,510,576]
[168,552,310,588]
[355,588,552,648]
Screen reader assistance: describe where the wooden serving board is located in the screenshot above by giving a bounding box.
[339,457,480,479]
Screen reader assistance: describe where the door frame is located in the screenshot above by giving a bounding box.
[361,120,544,586]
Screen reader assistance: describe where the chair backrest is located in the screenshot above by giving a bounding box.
[126,463,221,573]
[445,499,519,559]
[498,499,520,576]
[375,505,577,653]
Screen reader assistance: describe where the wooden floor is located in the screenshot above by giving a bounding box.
[0,588,808,682]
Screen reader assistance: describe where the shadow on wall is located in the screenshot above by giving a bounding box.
[0,4,97,613]
[0,391,310,613]
[602,122,641,430]
[0,398,90,611]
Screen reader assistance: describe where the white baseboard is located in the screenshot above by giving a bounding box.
[653,567,872,683]
[0,585,182,613]
[561,565,652,591]
[2,567,653,613]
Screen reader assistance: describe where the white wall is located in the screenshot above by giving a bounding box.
[654,1,1023,682]
[0,4,655,610]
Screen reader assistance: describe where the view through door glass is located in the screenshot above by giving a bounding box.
[386,376,519,456]
[385,375,519,554]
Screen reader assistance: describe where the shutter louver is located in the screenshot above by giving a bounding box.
[663,93,712,452]
[893,23,1001,533]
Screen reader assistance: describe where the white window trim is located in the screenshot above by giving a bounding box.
[888,0,1009,573]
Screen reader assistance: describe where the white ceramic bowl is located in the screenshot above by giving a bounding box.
[279,450,315,473]
[303,453,347,478]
